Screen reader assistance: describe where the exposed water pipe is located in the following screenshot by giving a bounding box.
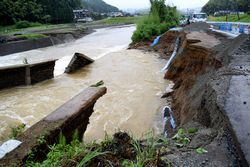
[161,37,180,72]
[163,106,176,137]
[150,36,161,47]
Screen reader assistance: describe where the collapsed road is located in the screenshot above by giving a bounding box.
[132,22,250,166]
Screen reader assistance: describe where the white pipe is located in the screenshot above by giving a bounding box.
[0,140,22,159]
[163,106,176,137]
[161,37,180,72]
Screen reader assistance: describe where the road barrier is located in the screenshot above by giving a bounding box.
[207,21,250,34]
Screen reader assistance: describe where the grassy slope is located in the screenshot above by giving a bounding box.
[0,16,141,37]
[99,16,142,25]
[208,14,250,22]
[16,33,48,39]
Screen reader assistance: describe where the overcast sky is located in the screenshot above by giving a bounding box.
[103,0,209,10]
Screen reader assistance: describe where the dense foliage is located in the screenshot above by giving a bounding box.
[202,0,250,15]
[0,0,82,25]
[0,0,119,26]
[82,0,119,13]
[132,0,179,43]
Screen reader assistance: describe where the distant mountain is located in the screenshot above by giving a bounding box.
[82,0,119,13]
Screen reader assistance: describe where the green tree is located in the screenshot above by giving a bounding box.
[0,0,83,25]
[202,0,250,15]
[132,0,179,43]
[0,0,14,25]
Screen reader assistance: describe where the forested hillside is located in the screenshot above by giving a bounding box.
[0,0,119,26]
[0,0,82,25]
[82,0,119,13]
[202,0,250,14]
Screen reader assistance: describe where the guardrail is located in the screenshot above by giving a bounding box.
[207,21,250,34]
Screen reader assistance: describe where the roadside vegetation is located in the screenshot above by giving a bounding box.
[208,13,250,22]
[25,131,171,167]
[24,127,206,167]
[131,0,179,43]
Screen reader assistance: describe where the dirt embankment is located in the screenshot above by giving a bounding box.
[134,23,250,166]
[129,30,181,59]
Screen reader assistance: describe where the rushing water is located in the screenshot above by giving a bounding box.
[0,25,170,142]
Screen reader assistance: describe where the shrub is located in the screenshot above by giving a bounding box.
[30,22,43,27]
[131,0,179,43]
[15,21,31,29]
[9,123,26,139]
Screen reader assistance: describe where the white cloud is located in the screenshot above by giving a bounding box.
[103,0,209,10]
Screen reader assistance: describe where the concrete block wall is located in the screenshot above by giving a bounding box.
[0,87,107,166]
[0,60,57,90]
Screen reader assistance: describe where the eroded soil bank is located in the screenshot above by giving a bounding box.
[132,23,250,166]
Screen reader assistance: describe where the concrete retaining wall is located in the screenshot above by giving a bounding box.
[0,87,106,166]
[0,60,57,89]
[0,66,26,89]
[0,37,53,56]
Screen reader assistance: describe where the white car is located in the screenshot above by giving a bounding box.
[191,13,208,22]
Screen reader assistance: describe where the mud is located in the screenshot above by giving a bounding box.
[129,31,183,59]
[134,22,250,166]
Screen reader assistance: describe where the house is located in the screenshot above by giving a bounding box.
[73,9,93,22]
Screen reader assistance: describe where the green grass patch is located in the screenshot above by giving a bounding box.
[208,14,250,22]
[9,123,26,139]
[0,23,73,36]
[25,131,172,167]
[99,16,143,25]
[16,33,48,40]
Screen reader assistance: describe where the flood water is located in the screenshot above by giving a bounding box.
[0,25,170,142]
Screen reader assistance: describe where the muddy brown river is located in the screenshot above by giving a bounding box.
[0,25,170,142]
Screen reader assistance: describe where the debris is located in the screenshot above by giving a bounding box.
[90,80,104,87]
[196,147,208,154]
[23,58,28,64]
[161,91,173,98]
[64,53,94,73]
[0,140,22,159]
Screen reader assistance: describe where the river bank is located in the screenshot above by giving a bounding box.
[0,22,136,56]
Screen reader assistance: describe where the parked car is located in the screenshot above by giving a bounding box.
[191,13,208,22]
